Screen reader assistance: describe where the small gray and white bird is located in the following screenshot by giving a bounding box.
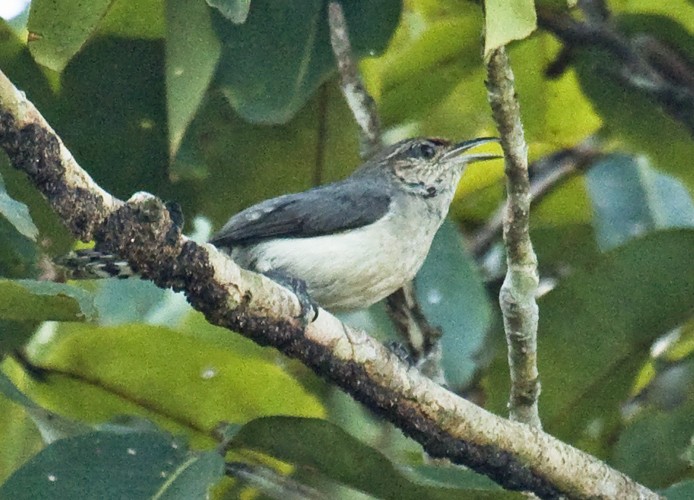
[209,137,499,311]
[62,137,499,313]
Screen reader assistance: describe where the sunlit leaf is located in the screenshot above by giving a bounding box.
[21,323,325,435]
[484,0,537,58]
[27,0,115,72]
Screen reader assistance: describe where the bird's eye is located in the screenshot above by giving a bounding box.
[413,142,437,160]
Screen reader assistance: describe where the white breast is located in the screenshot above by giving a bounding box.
[231,200,445,311]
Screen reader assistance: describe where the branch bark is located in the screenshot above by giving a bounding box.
[486,48,542,429]
[0,70,659,498]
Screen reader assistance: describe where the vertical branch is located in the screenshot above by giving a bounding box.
[327,1,382,158]
[486,48,542,428]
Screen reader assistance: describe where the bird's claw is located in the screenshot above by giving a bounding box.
[264,271,319,326]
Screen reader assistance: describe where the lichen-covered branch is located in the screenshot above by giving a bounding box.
[0,69,659,499]
[486,48,542,429]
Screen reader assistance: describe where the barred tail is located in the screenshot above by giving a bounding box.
[57,250,136,279]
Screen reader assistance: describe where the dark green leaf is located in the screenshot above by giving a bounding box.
[206,0,251,24]
[585,154,694,251]
[55,37,168,199]
[486,230,694,455]
[572,14,694,190]
[612,358,694,488]
[212,0,401,124]
[0,431,224,499]
[416,220,493,388]
[0,218,40,279]
[410,464,503,491]
[166,0,221,157]
[0,279,96,322]
[232,416,520,499]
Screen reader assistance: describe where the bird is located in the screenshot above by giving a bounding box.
[208,137,500,314]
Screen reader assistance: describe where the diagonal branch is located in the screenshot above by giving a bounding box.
[0,69,658,499]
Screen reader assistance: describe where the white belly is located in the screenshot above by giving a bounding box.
[231,211,441,310]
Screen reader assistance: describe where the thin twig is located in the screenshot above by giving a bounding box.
[0,68,660,498]
[470,143,602,258]
[327,1,382,158]
[486,48,542,429]
[385,283,446,384]
[226,462,328,500]
[538,6,694,137]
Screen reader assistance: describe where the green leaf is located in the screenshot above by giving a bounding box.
[416,220,493,388]
[231,416,520,499]
[212,0,401,124]
[0,172,38,241]
[572,14,694,190]
[0,279,96,322]
[585,154,694,251]
[55,37,168,199]
[485,230,694,455]
[206,0,251,24]
[612,358,694,488]
[0,369,38,408]
[0,431,224,499]
[374,13,485,126]
[484,0,537,58]
[21,323,325,434]
[175,85,361,227]
[27,0,115,72]
[166,0,221,158]
[0,370,94,443]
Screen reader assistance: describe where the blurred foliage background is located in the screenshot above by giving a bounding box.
[0,0,693,497]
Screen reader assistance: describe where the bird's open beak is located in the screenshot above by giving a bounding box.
[442,137,502,163]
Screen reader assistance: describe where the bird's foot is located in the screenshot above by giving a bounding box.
[263,270,319,325]
[384,340,415,366]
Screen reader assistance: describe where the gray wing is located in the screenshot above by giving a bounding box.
[210,180,391,247]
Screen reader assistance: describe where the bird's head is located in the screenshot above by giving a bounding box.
[359,137,501,198]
